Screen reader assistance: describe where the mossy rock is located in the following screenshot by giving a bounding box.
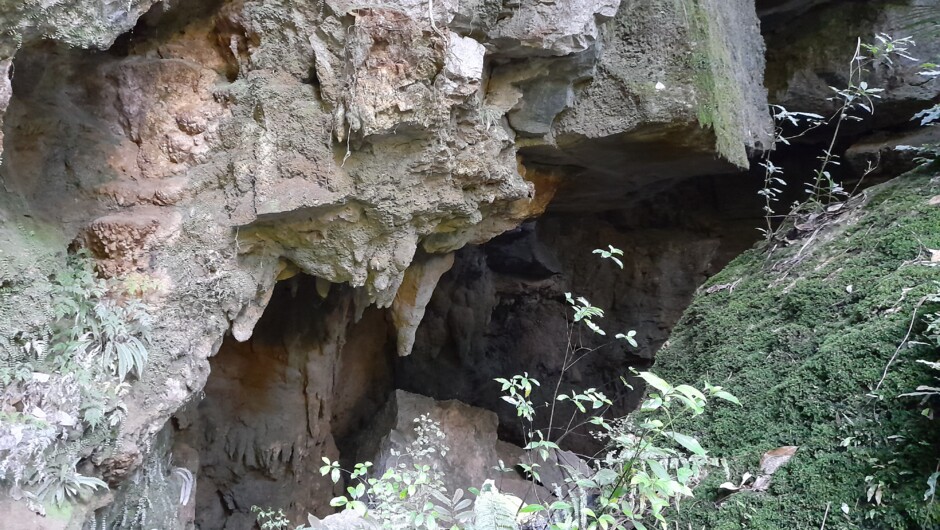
[655,169,940,529]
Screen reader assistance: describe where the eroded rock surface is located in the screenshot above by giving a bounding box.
[765,0,940,131]
[172,276,394,528]
[0,0,791,526]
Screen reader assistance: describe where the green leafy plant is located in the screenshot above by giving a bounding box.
[1,251,154,511]
[897,59,940,167]
[900,359,940,401]
[758,34,918,241]
[252,505,294,530]
[32,461,108,506]
[498,365,737,530]
[897,285,940,516]
[50,251,152,381]
[486,247,739,530]
[317,247,737,530]
[320,415,475,529]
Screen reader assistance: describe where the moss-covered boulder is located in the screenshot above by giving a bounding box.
[655,169,940,529]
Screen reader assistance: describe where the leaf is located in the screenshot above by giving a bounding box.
[585,320,606,336]
[637,372,672,394]
[519,504,545,513]
[641,397,663,411]
[674,384,706,402]
[647,460,671,482]
[616,330,638,347]
[330,496,348,507]
[925,471,939,501]
[712,390,741,406]
[900,386,940,397]
[350,500,368,517]
[759,446,798,475]
[593,468,619,486]
[664,431,707,457]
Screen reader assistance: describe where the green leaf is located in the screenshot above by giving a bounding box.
[664,431,707,457]
[672,394,704,415]
[647,459,671,482]
[638,372,672,394]
[350,500,368,517]
[713,390,741,406]
[674,384,706,402]
[593,469,619,486]
[330,496,348,507]
[520,504,546,513]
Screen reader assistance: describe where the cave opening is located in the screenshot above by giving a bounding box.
[173,275,395,528]
[169,168,766,529]
[397,171,765,452]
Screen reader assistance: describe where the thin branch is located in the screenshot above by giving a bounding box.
[819,501,831,530]
[875,296,928,392]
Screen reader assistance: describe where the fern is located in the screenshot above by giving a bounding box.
[34,461,108,507]
[1,251,152,511]
[50,253,152,381]
[429,488,474,527]
[471,481,520,530]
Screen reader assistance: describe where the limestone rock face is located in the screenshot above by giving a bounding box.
[516,0,773,210]
[765,0,940,130]
[0,0,776,526]
[760,0,940,187]
[0,0,162,161]
[390,252,456,357]
[166,277,394,528]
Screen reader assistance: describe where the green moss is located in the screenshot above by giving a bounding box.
[655,170,940,529]
[683,0,748,167]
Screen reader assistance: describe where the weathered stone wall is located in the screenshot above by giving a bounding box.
[0,4,770,523]
[13,0,940,528]
[169,277,393,529]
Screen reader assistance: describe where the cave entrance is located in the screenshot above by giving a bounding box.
[173,171,764,529]
[395,172,764,453]
[173,274,394,529]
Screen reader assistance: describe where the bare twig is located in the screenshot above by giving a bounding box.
[875,296,928,392]
[819,501,831,530]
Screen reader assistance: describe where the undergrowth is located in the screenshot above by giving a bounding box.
[0,251,153,513]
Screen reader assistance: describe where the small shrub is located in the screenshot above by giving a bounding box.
[320,248,737,530]
[758,34,919,241]
[252,505,293,530]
